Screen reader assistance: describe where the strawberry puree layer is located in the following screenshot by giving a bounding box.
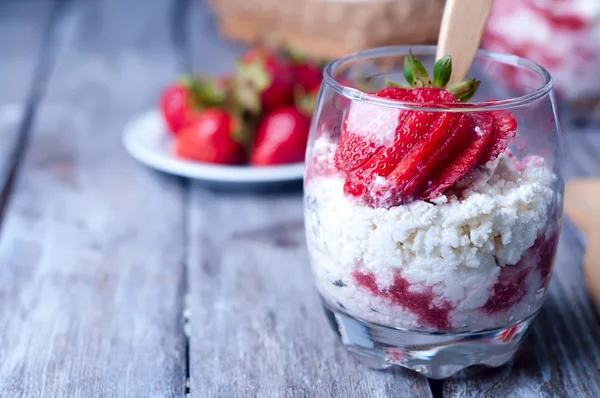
[305,138,559,332]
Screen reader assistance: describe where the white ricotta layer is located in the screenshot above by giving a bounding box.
[305,151,556,330]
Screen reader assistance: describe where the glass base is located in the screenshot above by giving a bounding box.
[322,301,535,379]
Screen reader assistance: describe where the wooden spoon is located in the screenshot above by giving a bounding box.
[564,178,600,313]
[436,0,494,84]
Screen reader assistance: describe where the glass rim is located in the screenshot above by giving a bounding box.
[323,45,554,112]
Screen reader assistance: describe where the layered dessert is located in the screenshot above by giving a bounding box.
[305,54,560,333]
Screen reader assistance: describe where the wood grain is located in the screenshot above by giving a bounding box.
[0,0,188,395]
[184,2,433,397]
[186,191,433,398]
[0,0,59,218]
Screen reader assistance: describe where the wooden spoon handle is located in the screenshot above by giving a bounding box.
[436,0,493,84]
[585,231,600,313]
[565,178,600,313]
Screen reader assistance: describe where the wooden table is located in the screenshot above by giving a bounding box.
[1,0,599,396]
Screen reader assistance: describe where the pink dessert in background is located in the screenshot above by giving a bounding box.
[482,0,600,100]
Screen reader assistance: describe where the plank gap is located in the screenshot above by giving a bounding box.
[173,0,193,394]
[182,179,192,397]
[0,0,72,231]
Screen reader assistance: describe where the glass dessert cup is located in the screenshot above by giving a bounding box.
[304,46,564,379]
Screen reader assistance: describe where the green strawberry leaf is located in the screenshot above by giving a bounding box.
[404,50,431,88]
[433,56,452,88]
[197,79,227,106]
[294,85,318,117]
[385,78,411,89]
[233,59,272,114]
[229,112,255,152]
[447,78,481,102]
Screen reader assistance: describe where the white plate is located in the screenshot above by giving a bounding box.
[122,110,305,183]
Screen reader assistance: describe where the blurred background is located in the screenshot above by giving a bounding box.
[211,0,600,124]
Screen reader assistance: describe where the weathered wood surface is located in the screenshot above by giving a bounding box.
[0,0,187,396]
[0,0,59,217]
[0,0,600,397]
[185,3,433,397]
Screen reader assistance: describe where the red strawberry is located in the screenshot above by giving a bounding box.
[385,111,473,202]
[333,51,517,207]
[175,109,245,165]
[250,106,311,166]
[160,77,227,135]
[235,50,294,113]
[160,81,200,135]
[336,88,460,201]
[291,62,323,92]
[421,112,495,199]
[279,47,323,92]
[480,110,518,161]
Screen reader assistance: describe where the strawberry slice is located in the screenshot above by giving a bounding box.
[384,112,469,204]
[422,112,495,199]
[331,52,518,207]
[335,88,457,199]
[480,110,518,162]
[335,97,403,175]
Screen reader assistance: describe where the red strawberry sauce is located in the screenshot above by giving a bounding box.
[353,271,453,330]
[483,229,559,313]
[353,225,559,330]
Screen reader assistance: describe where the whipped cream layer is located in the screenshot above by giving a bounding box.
[305,141,557,331]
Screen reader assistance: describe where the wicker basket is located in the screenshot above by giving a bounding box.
[209,0,446,59]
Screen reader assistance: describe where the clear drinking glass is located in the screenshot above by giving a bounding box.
[304,46,564,379]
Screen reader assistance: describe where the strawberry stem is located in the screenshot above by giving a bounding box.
[196,79,227,106]
[229,111,255,152]
[233,59,272,114]
[433,56,452,88]
[280,46,307,64]
[178,75,204,109]
[404,51,432,88]
[294,86,318,117]
[447,78,481,102]
[385,78,411,89]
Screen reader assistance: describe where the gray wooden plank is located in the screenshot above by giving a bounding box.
[0,0,188,396]
[187,192,433,398]
[441,127,600,397]
[185,2,433,396]
[0,0,59,213]
[0,0,57,105]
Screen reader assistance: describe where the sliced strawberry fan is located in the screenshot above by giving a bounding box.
[334,51,518,208]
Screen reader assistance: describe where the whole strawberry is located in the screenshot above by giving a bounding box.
[280,48,324,93]
[291,62,323,93]
[160,77,227,135]
[235,49,294,114]
[251,106,311,166]
[334,51,517,207]
[175,109,246,165]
